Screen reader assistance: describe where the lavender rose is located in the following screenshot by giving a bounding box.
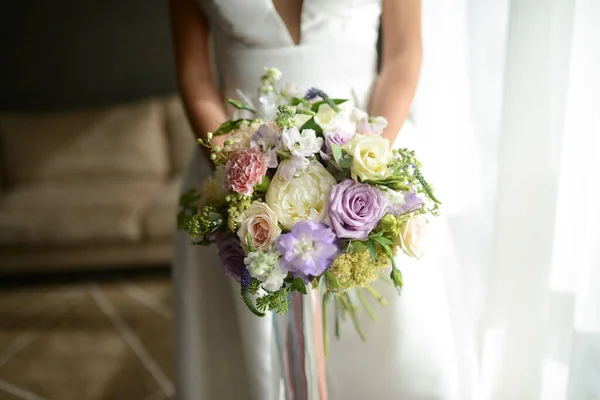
[328,180,389,240]
[276,220,339,282]
[320,128,355,161]
[215,232,247,282]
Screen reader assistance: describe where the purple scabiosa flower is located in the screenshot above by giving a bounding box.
[276,220,339,282]
[251,123,282,168]
[328,180,389,240]
[320,128,355,161]
[215,232,247,283]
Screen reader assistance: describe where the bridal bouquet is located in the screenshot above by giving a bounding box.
[178,68,441,343]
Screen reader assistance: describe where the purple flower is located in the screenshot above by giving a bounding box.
[357,116,388,135]
[328,180,389,240]
[305,87,320,100]
[215,232,247,282]
[276,220,339,282]
[400,191,423,214]
[320,128,355,161]
[251,123,281,168]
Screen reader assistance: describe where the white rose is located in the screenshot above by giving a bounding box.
[314,102,356,133]
[237,201,282,252]
[398,215,428,258]
[343,133,390,181]
[266,160,337,230]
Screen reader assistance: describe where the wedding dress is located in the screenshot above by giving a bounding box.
[173,1,463,399]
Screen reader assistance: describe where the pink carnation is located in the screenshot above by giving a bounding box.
[225,148,268,196]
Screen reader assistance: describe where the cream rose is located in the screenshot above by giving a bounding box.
[398,215,428,258]
[237,201,282,252]
[266,160,337,230]
[343,133,390,181]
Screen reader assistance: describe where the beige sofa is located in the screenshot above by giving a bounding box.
[0,96,196,273]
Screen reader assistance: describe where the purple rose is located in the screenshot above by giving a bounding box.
[328,180,389,240]
[276,220,339,282]
[320,128,355,161]
[215,232,246,282]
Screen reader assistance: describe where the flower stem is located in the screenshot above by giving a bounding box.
[322,291,331,357]
[357,289,377,322]
[340,293,366,342]
[241,285,266,317]
[365,284,388,307]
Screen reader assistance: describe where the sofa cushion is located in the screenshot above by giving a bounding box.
[143,177,182,240]
[164,96,195,175]
[0,180,161,245]
[0,99,169,186]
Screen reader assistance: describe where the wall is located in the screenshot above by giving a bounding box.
[0,0,177,112]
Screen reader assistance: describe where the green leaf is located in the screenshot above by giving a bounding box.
[227,99,256,113]
[214,119,250,136]
[310,99,348,113]
[348,240,366,253]
[290,278,307,295]
[299,117,323,134]
[371,235,394,247]
[325,272,341,290]
[246,232,255,252]
[254,175,271,192]
[366,240,377,262]
[331,143,343,163]
[290,97,303,106]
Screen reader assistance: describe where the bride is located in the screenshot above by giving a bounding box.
[170,0,462,398]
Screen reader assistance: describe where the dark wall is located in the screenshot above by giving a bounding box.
[0,1,177,112]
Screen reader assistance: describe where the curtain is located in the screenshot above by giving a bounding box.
[415,0,600,398]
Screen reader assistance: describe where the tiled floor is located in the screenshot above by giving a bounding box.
[0,270,173,400]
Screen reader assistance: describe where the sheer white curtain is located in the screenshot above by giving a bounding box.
[414,0,600,398]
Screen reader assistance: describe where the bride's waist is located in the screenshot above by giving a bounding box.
[213,41,378,102]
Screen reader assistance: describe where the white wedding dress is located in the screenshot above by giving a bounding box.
[174,1,463,399]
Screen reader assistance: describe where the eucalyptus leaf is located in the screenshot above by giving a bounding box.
[338,156,353,169]
[371,236,394,247]
[331,143,343,163]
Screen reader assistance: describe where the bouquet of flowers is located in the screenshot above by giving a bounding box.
[178,68,441,344]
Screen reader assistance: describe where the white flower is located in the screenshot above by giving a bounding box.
[380,188,406,210]
[314,102,356,133]
[266,160,337,230]
[282,127,323,157]
[278,155,310,181]
[343,133,390,181]
[199,165,228,207]
[244,248,286,291]
[398,215,428,259]
[237,201,282,252]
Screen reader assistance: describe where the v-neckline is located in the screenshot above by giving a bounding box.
[270,0,305,46]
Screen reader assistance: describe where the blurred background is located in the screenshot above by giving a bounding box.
[1,0,599,399]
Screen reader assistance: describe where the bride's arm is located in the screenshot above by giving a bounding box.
[169,0,228,149]
[368,0,422,142]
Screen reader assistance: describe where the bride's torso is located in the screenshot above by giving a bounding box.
[197,0,382,108]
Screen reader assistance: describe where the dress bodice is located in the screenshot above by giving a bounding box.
[197,0,383,108]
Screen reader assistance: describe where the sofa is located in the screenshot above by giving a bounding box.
[0,95,196,273]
